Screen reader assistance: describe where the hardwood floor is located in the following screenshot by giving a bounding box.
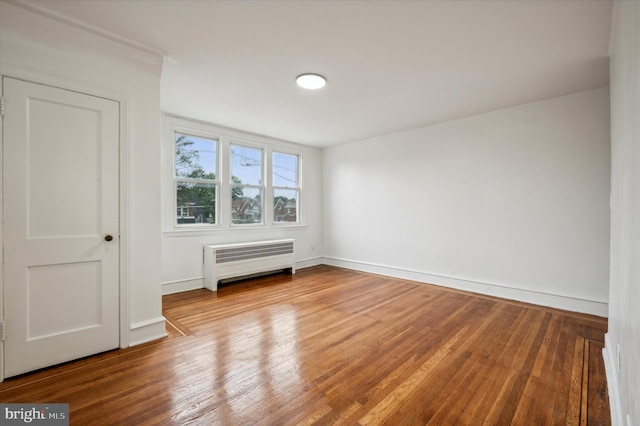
[0,266,610,425]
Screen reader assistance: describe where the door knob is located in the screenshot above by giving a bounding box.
[104,235,114,242]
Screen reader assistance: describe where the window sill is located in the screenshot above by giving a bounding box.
[162,223,309,238]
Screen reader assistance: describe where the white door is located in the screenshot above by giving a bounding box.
[2,77,120,378]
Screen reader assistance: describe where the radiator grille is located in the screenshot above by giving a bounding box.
[215,242,294,264]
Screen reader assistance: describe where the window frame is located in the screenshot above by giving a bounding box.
[230,141,265,226]
[272,150,301,225]
[170,123,221,230]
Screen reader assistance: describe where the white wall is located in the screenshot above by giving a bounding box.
[0,2,165,345]
[604,1,640,425]
[161,128,324,294]
[323,88,611,316]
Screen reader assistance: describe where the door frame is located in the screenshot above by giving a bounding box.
[0,65,131,382]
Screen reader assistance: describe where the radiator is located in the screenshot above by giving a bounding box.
[203,239,295,291]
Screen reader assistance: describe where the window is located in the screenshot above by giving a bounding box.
[174,133,218,225]
[165,115,303,231]
[231,144,263,225]
[273,151,299,223]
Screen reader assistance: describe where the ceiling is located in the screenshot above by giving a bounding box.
[13,0,612,147]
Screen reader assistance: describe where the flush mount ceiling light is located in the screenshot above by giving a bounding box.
[296,73,326,90]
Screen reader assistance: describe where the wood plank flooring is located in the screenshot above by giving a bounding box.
[0,266,610,425]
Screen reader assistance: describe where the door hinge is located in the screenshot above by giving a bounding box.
[1,321,6,341]
[0,96,5,117]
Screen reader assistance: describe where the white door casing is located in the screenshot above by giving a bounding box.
[2,77,120,378]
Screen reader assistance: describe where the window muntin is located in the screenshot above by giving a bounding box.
[272,152,299,223]
[174,133,218,225]
[231,144,263,225]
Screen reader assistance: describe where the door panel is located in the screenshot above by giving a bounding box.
[3,77,120,378]
[27,261,102,339]
[27,96,102,237]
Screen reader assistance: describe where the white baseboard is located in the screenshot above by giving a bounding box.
[603,333,624,426]
[322,256,609,317]
[129,316,167,346]
[295,256,324,270]
[162,277,204,295]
